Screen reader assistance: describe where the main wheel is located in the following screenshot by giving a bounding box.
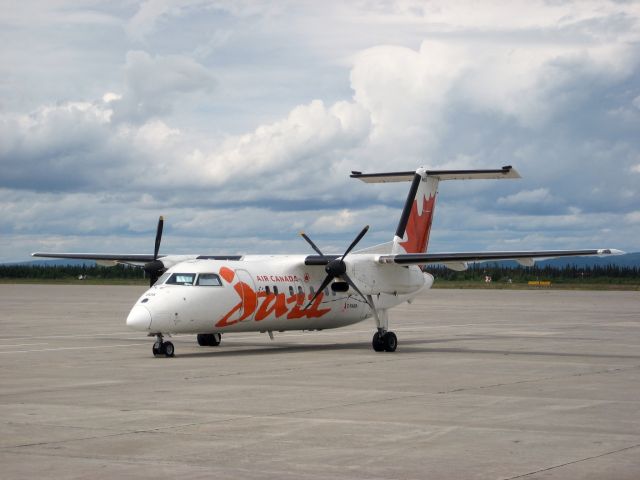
[163,341,175,357]
[382,331,397,352]
[152,340,163,356]
[372,332,385,352]
[197,333,222,346]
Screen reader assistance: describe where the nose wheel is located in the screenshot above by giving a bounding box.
[152,335,174,357]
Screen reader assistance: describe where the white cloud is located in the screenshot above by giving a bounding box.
[625,211,640,224]
[311,209,355,231]
[350,42,466,158]
[2,0,640,261]
[497,188,554,207]
[192,99,371,188]
[112,51,216,123]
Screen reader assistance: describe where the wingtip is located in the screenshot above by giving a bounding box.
[597,248,625,255]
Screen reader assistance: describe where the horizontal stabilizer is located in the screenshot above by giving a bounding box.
[351,165,519,183]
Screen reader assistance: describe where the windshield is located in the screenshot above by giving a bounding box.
[196,273,222,286]
[165,273,196,285]
[154,271,171,285]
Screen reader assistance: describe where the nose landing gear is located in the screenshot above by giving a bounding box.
[152,334,174,357]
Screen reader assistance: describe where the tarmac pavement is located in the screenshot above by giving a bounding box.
[1,284,639,479]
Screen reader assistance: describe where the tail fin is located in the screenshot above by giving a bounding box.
[351,165,520,254]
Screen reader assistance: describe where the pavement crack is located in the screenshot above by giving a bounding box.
[438,364,640,395]
[502,442,640,479]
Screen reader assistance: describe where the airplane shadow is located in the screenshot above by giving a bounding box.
[173,335,640,361]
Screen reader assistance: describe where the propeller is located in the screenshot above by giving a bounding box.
[300,225,375,311]
[143,216,165,286]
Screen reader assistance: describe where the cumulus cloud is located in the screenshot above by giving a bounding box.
[2,0,640,262]
[192,99,371,189]
[0,101,122,191]
[497,188,554,207]
[111,51,216,123]
[126,0,271,41]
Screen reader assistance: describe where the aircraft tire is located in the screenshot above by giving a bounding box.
[382,332,397,352]
[197,333,222,346]
[372,332,385,352]
[152,340,163,356]
[164,341,175,357]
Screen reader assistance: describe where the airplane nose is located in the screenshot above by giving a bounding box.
[126,305,152,331]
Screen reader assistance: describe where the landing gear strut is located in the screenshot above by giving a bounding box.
[152,334,174,357]
[368,296,398,352]
[197,333,222,347]
[372,330,397,352]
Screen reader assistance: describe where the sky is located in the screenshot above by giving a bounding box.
[1,0,639,262]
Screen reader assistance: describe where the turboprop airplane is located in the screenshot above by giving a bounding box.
[32,166,622,357]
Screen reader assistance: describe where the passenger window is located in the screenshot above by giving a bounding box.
[309,286,315,296]
[288,286,294,296]
[297,286,304,305]
[196,274,222,286]
[274,286,279,295]
[265,286,271,295]
[166,273,196,285]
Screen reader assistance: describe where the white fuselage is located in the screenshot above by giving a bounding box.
[126,254,433,335]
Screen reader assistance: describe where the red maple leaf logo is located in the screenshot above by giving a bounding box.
[399,194,436,254]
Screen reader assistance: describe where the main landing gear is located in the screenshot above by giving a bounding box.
[367,296,397,352]
[152,334,174,357]
[372,330,397,352]
[197,333,222,347]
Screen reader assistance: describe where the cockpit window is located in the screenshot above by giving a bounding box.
[165,273,196,285]
[154,272,171,285]
[196,273,222,286]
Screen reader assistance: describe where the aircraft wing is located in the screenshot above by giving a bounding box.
[31,252,160,267]
[31,252,243,267]
[376,249,624,270]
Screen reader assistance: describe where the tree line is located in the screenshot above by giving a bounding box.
[0,264,144,280]
[1,263,638,284]
[428,263,640,284]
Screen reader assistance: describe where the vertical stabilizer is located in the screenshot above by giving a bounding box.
[392,169,438,254]
[350,165,520,255]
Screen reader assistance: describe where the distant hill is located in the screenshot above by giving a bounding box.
[537,252,640,268]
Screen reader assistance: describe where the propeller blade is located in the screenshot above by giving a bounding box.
[299,231,324,257]
[341,225,369,259]
[303,274,334,310]
[153,216,164,260]
[342,274,375,311]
